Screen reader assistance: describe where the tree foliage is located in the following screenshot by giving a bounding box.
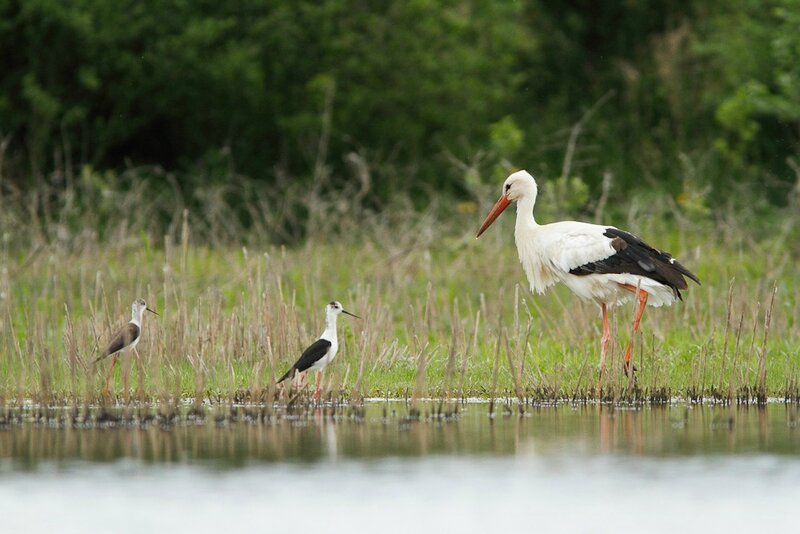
[0,0,798,210]
[703,0,800,169]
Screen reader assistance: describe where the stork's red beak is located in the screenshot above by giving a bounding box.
[476,195,511,238]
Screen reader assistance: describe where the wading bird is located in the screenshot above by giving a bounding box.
[277,301,359,401]
[94,298,158,396]
[476,170,699,383]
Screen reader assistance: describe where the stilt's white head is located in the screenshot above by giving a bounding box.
[476,170,538,237]
[131,298,159,324]
[326,301,360,319]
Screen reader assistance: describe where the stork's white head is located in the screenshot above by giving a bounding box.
[476,170,538,238]
[131,298,158,323]
[326,301,360,319]
[502,170,538,202]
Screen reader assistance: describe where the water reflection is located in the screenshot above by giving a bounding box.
[1,403,799,470]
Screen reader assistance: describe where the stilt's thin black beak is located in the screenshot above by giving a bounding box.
[146,307,159,316]
[342,310,360,319]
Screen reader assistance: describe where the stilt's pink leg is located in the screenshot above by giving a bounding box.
[294,371,306,390]
[103,355,118,397]
[314,372,322,401]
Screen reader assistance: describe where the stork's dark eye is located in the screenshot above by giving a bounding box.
[505,183,511,192]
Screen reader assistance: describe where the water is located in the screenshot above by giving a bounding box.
[1,402,798,533]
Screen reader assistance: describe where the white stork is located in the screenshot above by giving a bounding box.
[476,170,700,380]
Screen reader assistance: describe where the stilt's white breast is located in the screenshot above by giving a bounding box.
[309,340,337,371]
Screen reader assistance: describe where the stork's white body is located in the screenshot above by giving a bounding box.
[514,215,677,308]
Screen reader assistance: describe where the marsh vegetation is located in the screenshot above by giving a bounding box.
[1,172,798,405]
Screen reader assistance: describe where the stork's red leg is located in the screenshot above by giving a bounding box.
[314,372,322,401]
[622,287,649,369]
[599,303,610,370]
[596,303,611,394]
[103,355,118,397]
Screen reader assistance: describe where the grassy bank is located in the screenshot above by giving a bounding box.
[1,181,799,405]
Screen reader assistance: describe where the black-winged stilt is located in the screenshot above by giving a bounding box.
[94,298,158,396]
[476,170,700,383]
[277,301,359,400]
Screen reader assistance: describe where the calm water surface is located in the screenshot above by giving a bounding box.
[1,402,798,533]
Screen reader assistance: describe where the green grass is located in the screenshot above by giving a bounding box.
[1,181,799,405]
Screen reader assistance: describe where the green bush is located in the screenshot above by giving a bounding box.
[0,0,798,231]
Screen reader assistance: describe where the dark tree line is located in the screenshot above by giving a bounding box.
[2,0,798,208]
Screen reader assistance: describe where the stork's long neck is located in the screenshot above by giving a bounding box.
[321,312,338,341]
[514,193,554,294]
[515,195,538,233]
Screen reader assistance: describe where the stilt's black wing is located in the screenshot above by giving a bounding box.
[277,338,332,383]
[569,228,700,298]
[95,323,140,362]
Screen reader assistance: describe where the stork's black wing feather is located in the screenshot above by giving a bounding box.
[569,228,700,298]
[94,323,140,363]
[277,338,332,383]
